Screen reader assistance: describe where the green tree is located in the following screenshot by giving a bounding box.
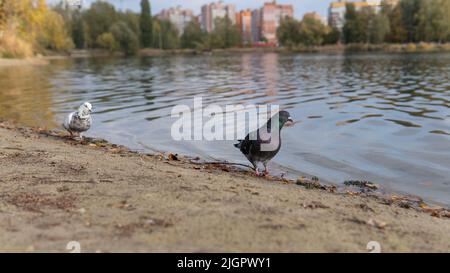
[181,20,205,49]
[437,0,450,42]
[120,10,140,36]
[416,0,450,42]
[83,1,118,48]
[151,19,179,49]
[276,17,300,47]
[324,27,341,44]
[385,1,408,42]
[71,11,86,49]
[343,3,359,43]
[343,4,371,43]
[369,12,390,44]
[140,0,152,48]
[298,16,329,46]
[399,0,421,42]
[152,19,162,49]
[160,19,180,49]
[206,17,241,49]
[110,21,139,55]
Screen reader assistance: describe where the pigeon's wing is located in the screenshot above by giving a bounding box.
[64,112,92,132]
[240,138,252,156]
[238,132,261,156]
[245,127,282,162]
[63,112,75,130]
[72,116,91,132]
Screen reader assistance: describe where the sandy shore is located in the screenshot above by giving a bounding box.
[0,57,51,67]
[0,121,449,253]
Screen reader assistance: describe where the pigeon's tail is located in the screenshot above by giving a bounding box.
[234,140,243,149]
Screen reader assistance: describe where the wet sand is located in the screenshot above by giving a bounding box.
[0,121,449,253]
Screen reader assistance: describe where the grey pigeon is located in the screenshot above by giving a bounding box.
[63,102,93,140]
[234,110,293,176]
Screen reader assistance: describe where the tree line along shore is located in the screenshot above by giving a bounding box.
[1,0,450,59]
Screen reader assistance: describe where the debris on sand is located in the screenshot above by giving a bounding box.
[296,177,337,192]
[366,218,388,229]
[108,200,135,211]
[168,153,179,161]
[302,201,330,209]
[343,180,379,190]
[4,192,76,212]
[419,204,450,218]
[358,203,375,212]
[376,194,450,218]
[114,218,174,237]
[349,217,388,230]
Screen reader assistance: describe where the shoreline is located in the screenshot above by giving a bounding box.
[2,42,450,65]
[0,120,449,252]
[123,43,450,56]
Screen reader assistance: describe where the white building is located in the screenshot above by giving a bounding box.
[158,6,194,35]
[201,1,236,32]
[328,0,383,30]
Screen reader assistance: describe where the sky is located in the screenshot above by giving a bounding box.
[51,0,336,19]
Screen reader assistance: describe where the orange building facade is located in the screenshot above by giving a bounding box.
[236,9,253,45]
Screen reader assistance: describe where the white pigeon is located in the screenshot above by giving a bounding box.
[63,102,93,140]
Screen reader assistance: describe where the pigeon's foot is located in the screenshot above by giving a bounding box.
[254,170,269,177]
[67,130,74,139]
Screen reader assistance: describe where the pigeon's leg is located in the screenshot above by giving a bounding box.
[263,162,269,176]
[79,133,83,141]
[252,162,260,176]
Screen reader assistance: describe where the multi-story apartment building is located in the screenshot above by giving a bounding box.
[158,6,194,35]
[260,1,294,44]
[201,1,236,32]
[236,9,253,45]
[328,0,388,30]
[251,9,262,43]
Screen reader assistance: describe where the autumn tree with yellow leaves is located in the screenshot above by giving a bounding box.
[0,0,73,58]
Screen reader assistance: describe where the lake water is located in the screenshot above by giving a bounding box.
[0,53,449,206]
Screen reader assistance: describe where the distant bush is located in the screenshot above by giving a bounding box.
[0,32,34,58]
[416,42,435,51]
[96,32,118,52]
[344,43,370,52]
[404,43,417,52]
[437,43,450,51]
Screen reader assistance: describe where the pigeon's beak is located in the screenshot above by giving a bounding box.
[285,117,294,127]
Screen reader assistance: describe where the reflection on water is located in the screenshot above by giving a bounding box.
[0,65,57,128]
[0,53,449,206]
